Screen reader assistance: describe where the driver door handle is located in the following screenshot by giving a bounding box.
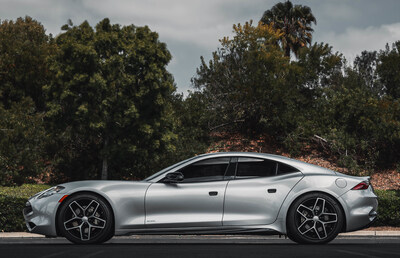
[209,191,218,196]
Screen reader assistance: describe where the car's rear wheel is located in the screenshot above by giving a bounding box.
[287,192,343,244]
[58,193,114,244]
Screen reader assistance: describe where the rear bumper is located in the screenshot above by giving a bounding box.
[339,187,378,232]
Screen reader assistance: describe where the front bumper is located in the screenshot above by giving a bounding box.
[22,193,63,237]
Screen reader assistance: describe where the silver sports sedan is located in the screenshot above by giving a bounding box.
[23,152,378,244]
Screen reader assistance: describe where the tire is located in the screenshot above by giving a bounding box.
[287,192,344,244]
[57,193,114,244]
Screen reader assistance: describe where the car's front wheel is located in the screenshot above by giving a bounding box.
[57,193,114,244]
[287,192,344,244]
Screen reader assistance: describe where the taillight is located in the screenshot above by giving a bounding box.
[351,181,369,190]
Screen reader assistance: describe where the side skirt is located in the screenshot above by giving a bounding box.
[115,226,282,236]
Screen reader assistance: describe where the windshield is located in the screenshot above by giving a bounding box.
[143,156,198,181]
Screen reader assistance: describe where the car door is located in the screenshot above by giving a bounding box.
[223,157,303,226]
[145,157,233,228]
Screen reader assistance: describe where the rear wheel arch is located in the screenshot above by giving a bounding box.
[55,191,115,237]
[286,191,347,235]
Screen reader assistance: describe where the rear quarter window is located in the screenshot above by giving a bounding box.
[277,162,300,175]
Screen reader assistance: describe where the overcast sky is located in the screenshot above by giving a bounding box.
[1,0,399,94]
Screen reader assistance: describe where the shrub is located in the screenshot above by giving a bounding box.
[375,189,400,227]
[0,184,50,232]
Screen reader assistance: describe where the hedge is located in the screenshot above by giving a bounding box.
[0,184,50,232]
[0,185,399,232]
[374,189,400,227]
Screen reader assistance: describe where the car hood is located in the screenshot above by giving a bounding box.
[58,180,151,195]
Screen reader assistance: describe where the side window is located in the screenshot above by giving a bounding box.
[236,157,277,178]
[277,162,300,174]
[178,157,230,183]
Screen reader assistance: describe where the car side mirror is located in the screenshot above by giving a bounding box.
[163,172,184,183]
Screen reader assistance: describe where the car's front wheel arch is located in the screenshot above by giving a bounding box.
[55,191,115,242]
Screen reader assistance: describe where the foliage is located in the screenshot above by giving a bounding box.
[313,64,400,172]
[260,0,316,57]
[375,190,400,227]
[0,7,399,185]
[193,21,292,135]
[353,50,383,96]
[282,42,343,154]
[377,41,400,99]
[0,98,47,186]
[0,184,50,232]
[44,19,177,180]
[167,92,211,165]
[193,21,343,156]
[0,16,54,111]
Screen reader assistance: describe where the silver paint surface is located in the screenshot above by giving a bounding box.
[23,152,378,237]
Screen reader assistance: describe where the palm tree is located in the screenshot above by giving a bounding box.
[260,0,316,57]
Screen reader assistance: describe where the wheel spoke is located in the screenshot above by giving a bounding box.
[313,198,325,215]
[297,204,313,219]
[320,212,338,224]
[314,221,327,239]
[69,201,85,217]
[65,225,81,231]
[89,217,106,229]
[64,218,82,231]
[298,220,315,235]
[85,200,100,217]
[80,222,91,241]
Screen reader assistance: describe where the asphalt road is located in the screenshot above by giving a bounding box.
[1,237,399,258]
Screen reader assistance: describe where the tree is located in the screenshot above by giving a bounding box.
[353,50,383,97]
[314,68,400,171]
[0,98,47,186]
[45,19,177,180]
[0,16,52,185]
[0,16,54,111]
[377,41,400,99]
[169,91,210,163]
[295,43,343,89]
[193,21,301,136]
[260,0,316,57]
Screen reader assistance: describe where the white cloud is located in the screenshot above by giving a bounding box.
[82,0,266,48]
[318,23,400,63]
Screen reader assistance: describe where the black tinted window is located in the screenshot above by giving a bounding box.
[236,158,277,178]
[179,157,230,182]
[277,162,300,174]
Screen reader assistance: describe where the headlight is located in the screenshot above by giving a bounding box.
[37,186,65,199]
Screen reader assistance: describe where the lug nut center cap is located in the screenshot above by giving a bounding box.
[313,216,319,222]
[82,216,88,223]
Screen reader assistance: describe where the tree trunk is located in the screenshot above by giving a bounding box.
[285,46,291,57]
[101,137,108,180]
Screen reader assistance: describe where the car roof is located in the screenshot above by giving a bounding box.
[146,152,336,182]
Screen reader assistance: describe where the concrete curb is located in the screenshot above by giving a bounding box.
[1,231,400,238]
[0,233,45,238]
